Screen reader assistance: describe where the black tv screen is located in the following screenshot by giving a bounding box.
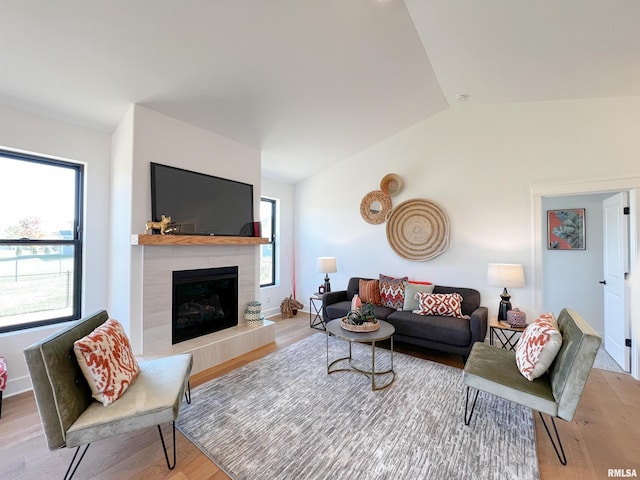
[150,162,255,236]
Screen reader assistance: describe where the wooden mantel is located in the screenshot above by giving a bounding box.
[131,234,269,246]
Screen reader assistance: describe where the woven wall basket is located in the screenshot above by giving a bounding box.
[380,173,403,197]
[360,190,392,225]
[386,199,450,261]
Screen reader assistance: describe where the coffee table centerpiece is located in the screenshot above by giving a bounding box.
[341,302,380,332]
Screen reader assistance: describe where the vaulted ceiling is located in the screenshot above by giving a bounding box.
[1,1,639,183]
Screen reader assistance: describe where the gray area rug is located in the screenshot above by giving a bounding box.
[177,333,539,480]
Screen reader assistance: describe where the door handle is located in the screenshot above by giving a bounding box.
[599,280,607,285]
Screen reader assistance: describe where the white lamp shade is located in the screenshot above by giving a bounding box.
[487,263,525,288]
[316,257,337,274]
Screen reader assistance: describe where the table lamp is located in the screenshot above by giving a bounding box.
[487,263,525,321]
[317,257,337,293]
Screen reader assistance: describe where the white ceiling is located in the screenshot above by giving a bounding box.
[1,1,639,183]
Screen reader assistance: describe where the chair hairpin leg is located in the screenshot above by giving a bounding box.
[64,444,91,480]
[158,422,177,470]
[464,386,480,426]
[185,381,191,404]
[538,412,567,466]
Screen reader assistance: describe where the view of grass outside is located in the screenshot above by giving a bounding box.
[0,252,75,329]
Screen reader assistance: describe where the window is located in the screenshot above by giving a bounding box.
[0,150,83,332]
[260,198,276,287]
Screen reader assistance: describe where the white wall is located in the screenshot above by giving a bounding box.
[295,97,640,376]
[0,106,111,396]
[260,177,295,317]
[110,106,136,339]
[542,193,611,334]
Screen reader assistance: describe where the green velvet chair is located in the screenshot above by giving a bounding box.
[23,310,193,479]
[463,308,601,465]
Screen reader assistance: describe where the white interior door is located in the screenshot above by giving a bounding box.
[603,192,630,371]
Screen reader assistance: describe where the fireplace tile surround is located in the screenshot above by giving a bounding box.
[136,241,275,374]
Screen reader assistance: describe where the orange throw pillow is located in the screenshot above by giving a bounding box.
[359,279,381,305]
[74,318,140,406]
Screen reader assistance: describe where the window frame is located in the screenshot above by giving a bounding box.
[260,197,276,288]
[0,149,84,332]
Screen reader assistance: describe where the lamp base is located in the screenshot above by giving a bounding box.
[497,288,512,321]
[324,275,331,293]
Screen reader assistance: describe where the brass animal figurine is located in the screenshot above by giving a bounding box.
[145,215,172,235]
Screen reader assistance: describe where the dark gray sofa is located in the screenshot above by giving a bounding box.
[323,277,488,361]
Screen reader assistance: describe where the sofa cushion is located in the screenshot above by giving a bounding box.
[346,277,369,300]
[325,301,352,321]
[515,313,562,381]
[463,343,558,417]
[402,282,435,311]
[371,305,396,321]
[359,279,381,305]
[325,300,395,322]
[74,318,140,406]
[379,274,408,310]
[387,311,472,347]
[65,353,192,448]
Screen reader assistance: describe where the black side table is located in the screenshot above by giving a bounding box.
[489,317,526,351]
[310,294,325,330]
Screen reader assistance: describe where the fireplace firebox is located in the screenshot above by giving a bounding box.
[172,266,238,344]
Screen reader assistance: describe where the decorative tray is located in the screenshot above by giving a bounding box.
[340,317,380,332]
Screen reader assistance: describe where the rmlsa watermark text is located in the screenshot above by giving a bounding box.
[608,469,638,478]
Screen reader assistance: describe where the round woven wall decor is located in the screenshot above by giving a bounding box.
[380,173,403,197]
[360,190,392,225]
[386,199,449,261]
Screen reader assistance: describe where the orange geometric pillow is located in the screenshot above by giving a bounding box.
[74,318,140,406]
[515,313,562,381]
[413,292,468,319]
[359,279,381,305]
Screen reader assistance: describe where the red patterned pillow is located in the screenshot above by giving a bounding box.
[379,274,408,310]
[413,292,468,319]
[515,313,562,381]
[359,279,381,306]
[0,356,7,391]
[74,318,140,406]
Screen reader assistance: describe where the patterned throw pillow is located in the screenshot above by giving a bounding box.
[359,279,381,306]
[413,292,468,318]
[402,281,435,311]
[0,357,7,391]
[74,318,140,406]
[379,274,408,310]
[515,313,562,381]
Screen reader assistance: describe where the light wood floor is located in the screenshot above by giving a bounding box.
[1,315,638,479]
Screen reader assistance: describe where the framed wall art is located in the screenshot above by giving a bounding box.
[547,208,585,250]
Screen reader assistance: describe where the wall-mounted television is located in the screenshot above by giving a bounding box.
[150,162,255,236]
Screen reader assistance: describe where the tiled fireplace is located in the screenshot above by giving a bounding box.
[136,240,275,374]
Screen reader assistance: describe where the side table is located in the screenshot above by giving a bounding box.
[489,317,526,351]
[309,294,325,330]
